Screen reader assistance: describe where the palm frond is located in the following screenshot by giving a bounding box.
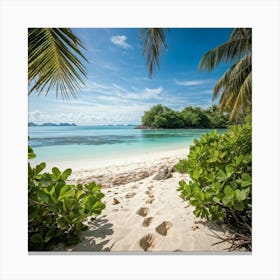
[199,37,251,72]
[140,28,168,77]
[218,68,251,120]
[230,28,252,40]
[229,72,252,119]
[28,28,87,99]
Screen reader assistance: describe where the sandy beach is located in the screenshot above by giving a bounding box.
[53,147,231,252]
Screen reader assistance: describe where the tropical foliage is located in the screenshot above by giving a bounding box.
[28,146,105,250]
[140,28,169,77]
[177,116,252,250]
[141,28,252,121]
[28,28,87,99]
[199,28,252,121]
[141,104,229,128]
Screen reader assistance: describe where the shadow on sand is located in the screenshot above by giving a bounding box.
[72,215,114,252]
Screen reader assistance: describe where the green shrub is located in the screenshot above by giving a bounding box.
[28,147,106,250]
[177,116,252,221]
[174,159,188,173]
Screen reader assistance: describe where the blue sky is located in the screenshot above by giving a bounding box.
[28,28,233,125]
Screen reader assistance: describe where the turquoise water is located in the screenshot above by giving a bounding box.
[28,125,224,164]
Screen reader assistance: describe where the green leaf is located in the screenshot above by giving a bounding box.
[58,185,75,200]
[52,167,61,179]
[56,216,70,230]
[49,186,57,203]
[226,165,234,177]
[217,170,227,182]
[190,199,200,207]
[222,196,232,206]
[28,146,36,159]
[233,200,245,211]
[54,182,66,199]
[30,233,43,244]
[35,162,46,175]
[224,185,234,198]
[37,189,50,204]
[193,208,201,217]
[213,196,220,203]
[44,228,55,243]
[28,163,33,178]
[235,189,247,201]
[241,181,251,187]
[60,168,72,181]
[76,190,84,199]
[39,173,53,186]
[241,173,251,181]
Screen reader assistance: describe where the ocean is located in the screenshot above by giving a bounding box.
[28,125,224,166]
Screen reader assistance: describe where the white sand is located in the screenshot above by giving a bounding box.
[53,147,231,252]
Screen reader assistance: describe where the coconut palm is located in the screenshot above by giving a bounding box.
[140,28,169,77]
[199,28,252,120]
[28,28,87,99]
[141,28,252,121]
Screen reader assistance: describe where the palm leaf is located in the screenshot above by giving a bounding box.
[140,28,168,77]
[28,28,87,98]
[218,68,251,120]
[199,28,252,120]
[213,54,252,99]
[199,37,251,72]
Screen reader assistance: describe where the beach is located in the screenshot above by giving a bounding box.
[52,147,231,252]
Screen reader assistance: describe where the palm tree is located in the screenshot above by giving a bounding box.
[199,28,252,121]
[140,28,169,77]
[141,28,252,121]
[29,28,168,98]
[28,28,87,99]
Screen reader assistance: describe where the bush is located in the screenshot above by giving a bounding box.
[28,147,106,250]
[174,159,188,173]
[177,116,252,223]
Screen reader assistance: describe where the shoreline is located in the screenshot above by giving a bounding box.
[51,147,233,252]
[42,146,190,172]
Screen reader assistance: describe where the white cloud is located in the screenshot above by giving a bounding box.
[144,86,163,95]
[175,79,210,86]
[110,35,132,49]
[103,64,119,71]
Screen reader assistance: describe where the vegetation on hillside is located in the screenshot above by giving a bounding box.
[141,104,229,129]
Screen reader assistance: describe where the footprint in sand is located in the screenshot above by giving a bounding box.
[139,233,158,251]
[146,198,155,204]
[142,217,153,227]
[125,192,136,199]
[192,225,200,231]
[155,221,173,236]
[145,187,154,200]
[136,207,149,217]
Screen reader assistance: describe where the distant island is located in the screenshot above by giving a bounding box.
[28,122,77,127]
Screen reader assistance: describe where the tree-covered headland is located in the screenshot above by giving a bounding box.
[141,104,230,129]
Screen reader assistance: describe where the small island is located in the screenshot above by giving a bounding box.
[28,122,77,127]
[136,104,231,129]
